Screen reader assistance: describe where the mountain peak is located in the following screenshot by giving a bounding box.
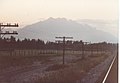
[18,18,117,43]
[47,17,55,21]
[46,17,67,22]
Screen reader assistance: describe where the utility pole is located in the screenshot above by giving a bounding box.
[97,44,99,55]
[90,43,93,56]
[0,23,18,55]
[55,36,73,64]
[0,23,18,39]
[81,41,90,59]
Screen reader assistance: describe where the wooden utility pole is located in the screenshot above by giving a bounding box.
[90,43,93,56]
[0,23,18,55]
[55,36,73,64]
[81,41,90,59]
[0,23,18,39]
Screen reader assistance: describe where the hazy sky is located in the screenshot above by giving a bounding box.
[0,0,118,25]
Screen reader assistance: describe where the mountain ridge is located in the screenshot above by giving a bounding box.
[17,18,117,43]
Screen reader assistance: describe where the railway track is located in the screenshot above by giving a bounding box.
[102,54,118,83]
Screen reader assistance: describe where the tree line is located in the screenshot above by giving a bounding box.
[0,36,118,52]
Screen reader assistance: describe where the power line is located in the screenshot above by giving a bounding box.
[55,36,73,64]
[81,41,91,59]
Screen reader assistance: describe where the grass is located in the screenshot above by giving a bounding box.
[45,64,69,71]
[0,55,55,70]
[0,50,109,83]
[33,54,109,83]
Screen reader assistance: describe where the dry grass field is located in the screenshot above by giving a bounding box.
[0,50,110,83]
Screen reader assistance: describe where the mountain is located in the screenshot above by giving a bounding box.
[17,17,117,43]
[77,19,118,38]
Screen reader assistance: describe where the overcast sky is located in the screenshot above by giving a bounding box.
[0,0,118,25]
